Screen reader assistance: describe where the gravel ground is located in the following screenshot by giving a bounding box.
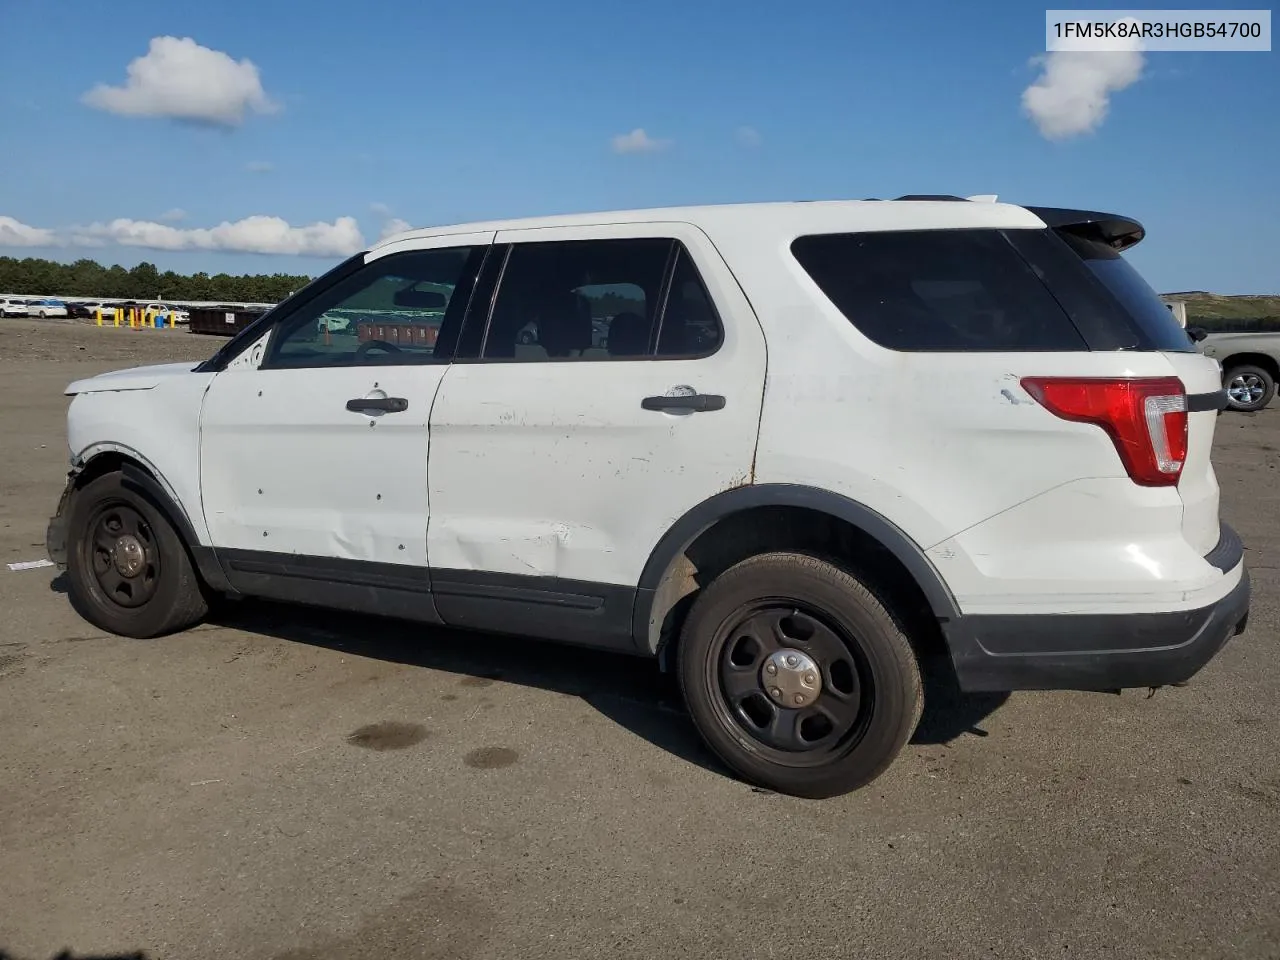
[1,318,1277,960]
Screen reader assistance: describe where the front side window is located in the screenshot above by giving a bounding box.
[481,238,673,360]
[265,246,484,368]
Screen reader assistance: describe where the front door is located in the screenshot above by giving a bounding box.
[198,235,493,578]
[425,223,767,644]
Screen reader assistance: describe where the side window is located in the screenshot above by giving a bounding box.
[481,238,672,360]
[266,246,483,368]
[790,230,1088,352]
[656,247,724,357]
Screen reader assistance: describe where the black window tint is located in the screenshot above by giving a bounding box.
[657,247,724,357]
[1055,231,1194,352]
[791,230,1088,352]
[482,238,672,361]
[267,247,483,368]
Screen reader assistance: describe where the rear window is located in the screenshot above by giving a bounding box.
[791,230,1088,352]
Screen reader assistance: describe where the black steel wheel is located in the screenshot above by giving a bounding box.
[679,552,922,798]
[714,603,873,762]
[85,501,162,608]
[66,471,208,638]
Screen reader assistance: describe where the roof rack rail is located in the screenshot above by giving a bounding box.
[893,194,969,201]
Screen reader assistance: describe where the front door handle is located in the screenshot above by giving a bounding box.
[346,396,409,413]
[641,393,726,413]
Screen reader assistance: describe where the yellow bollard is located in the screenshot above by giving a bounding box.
[96,309,103,327]
[113,307,121,327]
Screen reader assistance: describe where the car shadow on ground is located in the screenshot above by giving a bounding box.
[205,598,1009,783]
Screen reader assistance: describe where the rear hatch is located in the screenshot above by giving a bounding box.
[1028,208,1224,556]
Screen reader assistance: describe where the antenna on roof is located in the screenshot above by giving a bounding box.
[966,194,999,203]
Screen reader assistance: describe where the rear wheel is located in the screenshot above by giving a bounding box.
[677,552,923,798]
[66,472,208,638]
[1224,364,1275,412]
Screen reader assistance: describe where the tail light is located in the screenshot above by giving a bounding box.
[1021,376,1188,486]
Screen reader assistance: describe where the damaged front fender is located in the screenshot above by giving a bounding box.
[45,464,83,569]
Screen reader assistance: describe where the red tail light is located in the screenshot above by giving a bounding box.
[1021,376,1188,486]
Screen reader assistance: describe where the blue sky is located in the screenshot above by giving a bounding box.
[0,0,1276,292]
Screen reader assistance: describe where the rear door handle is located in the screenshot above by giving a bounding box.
[641,393,726,413]
[346,396,409,413]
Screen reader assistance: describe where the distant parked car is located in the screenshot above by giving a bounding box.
[1195,329,1280,411]
[145,302,190,324]
[27,299,68,319]
[0,297,28,317]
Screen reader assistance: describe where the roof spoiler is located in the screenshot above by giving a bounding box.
[1026,206,1146,252]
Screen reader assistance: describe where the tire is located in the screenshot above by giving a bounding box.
[677,552,923,799]
[1223,364,1276,412]
[38,310,47,319]
[65,471,208,638]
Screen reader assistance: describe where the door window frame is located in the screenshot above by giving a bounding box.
[451,236,725,364]
[257,245,490,371]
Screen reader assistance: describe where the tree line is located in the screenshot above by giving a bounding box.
[0,256,315,304]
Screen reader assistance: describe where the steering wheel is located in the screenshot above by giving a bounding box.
[354,339,403,358]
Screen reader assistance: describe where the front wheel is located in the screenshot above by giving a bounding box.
[65,472,209,638]
[1224,364,1276,412]
[677,552,923,799]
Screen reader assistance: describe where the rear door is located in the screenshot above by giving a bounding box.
[424,222,766,644]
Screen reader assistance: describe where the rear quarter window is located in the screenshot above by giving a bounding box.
[791,229,1088,352]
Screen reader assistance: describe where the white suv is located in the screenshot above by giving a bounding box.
[45,198,1250,798]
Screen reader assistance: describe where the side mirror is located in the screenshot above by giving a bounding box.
[393,289,446,309]
[1187,326,1208,343]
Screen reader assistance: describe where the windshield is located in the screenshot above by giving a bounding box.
[1057,231,1194,352]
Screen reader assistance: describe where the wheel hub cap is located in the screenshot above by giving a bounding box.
[761,648,822,707]
[112,535,145,578]
[1229,375,1263,403]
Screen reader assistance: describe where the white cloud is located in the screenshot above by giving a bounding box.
[736,125,762,147]
[369,202,392,217]
[82,36,278,127]
[1022,23,1144,140]
[378,218,413,241]
[245,160,274,173]
[159,208,187,222]
[2,210,366,257]
[70,215,364,257]
[611,128,670,154]
[0,216,58,247]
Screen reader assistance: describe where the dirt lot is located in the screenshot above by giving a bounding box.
[1,318,1277,960]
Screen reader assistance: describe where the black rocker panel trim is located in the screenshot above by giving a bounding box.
[217,548,442,624]
[209,550,639,653]
[431,568,640,654]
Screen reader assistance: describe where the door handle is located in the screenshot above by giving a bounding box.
[346,396,409,413]
[641,393,726,413]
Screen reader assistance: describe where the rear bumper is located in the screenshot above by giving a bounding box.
[944,531,1250,692]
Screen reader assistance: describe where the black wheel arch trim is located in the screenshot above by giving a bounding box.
[50,455,234,594]
[1204,521,1244,573]
[632,483,960,654]
[116,463,234,594]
